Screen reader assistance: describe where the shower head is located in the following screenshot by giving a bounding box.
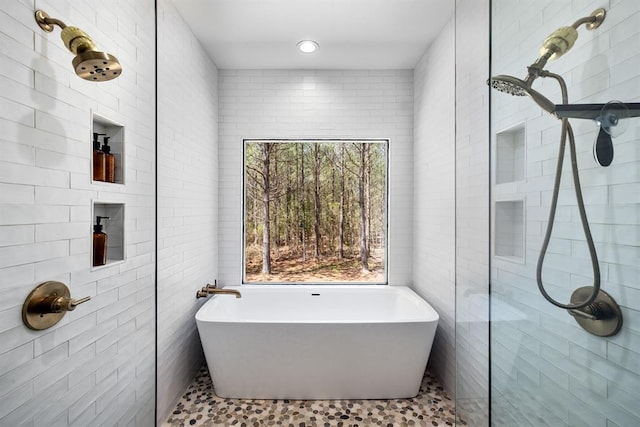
[489,75,556,114]
[35,10,122,82]
[490,75,529,97]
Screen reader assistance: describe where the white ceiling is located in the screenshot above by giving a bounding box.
[171,0,455,69]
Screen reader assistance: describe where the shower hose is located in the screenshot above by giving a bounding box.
[535,71,601,310]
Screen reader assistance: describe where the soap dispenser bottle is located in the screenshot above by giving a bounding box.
[93,216,110,267]
[102,137,116,183]
[93,133,106,182]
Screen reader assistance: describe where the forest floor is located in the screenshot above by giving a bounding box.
[245,245,384,283]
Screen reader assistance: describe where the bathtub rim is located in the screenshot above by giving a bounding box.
[195,284,439,324]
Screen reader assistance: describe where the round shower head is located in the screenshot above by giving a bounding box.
[489,74,556,114]
[490,75,529,96]
[73,51,122,82]
[34,11,123,82]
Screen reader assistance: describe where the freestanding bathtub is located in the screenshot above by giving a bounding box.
[195,285,439,400]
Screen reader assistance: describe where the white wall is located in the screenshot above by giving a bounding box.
[412,18,457,394]
[0,0,155,425]
[491,0,640,425]
[218,70,414,286]
[156,0,219,423]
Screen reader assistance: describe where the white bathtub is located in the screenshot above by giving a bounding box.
[195,285,439,400]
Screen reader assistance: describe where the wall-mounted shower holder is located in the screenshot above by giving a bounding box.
[568,287,622,337]
[555,102,640,167]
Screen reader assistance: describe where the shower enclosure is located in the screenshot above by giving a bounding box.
[488,0,640,425]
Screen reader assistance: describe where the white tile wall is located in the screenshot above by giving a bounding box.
[491,0,640,425]
[412,16,457,396]
[156,0,219,423]
[0,0,155,425]
[218,70,414,286]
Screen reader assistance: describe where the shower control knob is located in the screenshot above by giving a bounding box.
[39,294,91,313]
[22,281,91,330]
[568,287,622,337]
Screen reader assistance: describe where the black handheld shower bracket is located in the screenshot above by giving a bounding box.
[555,102,640,167]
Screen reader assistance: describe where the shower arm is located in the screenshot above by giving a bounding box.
[35,10,67,31]
[571,9,606,31]
[526,8,606,81]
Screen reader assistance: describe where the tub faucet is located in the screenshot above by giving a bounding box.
[196,283,242,299]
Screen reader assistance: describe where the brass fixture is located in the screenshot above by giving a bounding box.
[489,8,606,112]
[34,10,122,81]
[196,283,242,299]
[22,281,91,330]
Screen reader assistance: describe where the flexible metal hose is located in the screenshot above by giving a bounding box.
[536,71,601,309]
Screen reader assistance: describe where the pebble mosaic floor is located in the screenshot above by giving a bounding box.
[163,365,461,427]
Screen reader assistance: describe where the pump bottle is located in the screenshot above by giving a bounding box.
[102,137,116,183]
[93,216,110,266]
[93,133,106,181]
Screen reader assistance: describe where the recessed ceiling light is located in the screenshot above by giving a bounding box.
[297,40,319,54]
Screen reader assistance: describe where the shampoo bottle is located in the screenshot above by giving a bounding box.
[102,137,116,183]
[93,215,110,267]
[93,133,106,182]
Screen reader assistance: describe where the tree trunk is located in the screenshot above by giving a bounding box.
[253,196,259,246]
[338,144,345,259]
[313,144,321,258]
[299,144,306,261]
[358,144,369,271]
[273,151,280,259]
[365,143,371,258]
[261,143,272,275]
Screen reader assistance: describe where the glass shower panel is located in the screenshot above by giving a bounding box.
[490,0,640,426]
[455,0,490,425]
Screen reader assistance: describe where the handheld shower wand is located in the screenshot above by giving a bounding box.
[490,9,622,337]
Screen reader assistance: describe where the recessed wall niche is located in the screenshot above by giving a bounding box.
[494,199,525,262]
[495,123,525,185]
[92,202,125,269]
[91,112,125,185]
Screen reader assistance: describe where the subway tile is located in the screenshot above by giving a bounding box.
[0,225,34,247]
[35,149,88,175]
[33,313,95,357]
[607,342,640,375]
[0,204,69,226]
[68,317,117,356]
[0,240,70,269]
[0,381,32,420]
[33,342,94,391]
[0,341,32,377]
[0,140,35,166]
[0,341,67,401]
[35,222,89,243]
[34,254,86,282]
[0,162,70,189]
[35,187,94,206]
[0,96,35,126]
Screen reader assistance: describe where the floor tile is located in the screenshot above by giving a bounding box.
[164,365,461,426]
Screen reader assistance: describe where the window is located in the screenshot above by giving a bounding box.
[243,139,388,284]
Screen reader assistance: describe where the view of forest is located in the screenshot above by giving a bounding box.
[244,140,388,283]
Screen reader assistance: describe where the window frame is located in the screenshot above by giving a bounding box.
[241,138,390,285]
